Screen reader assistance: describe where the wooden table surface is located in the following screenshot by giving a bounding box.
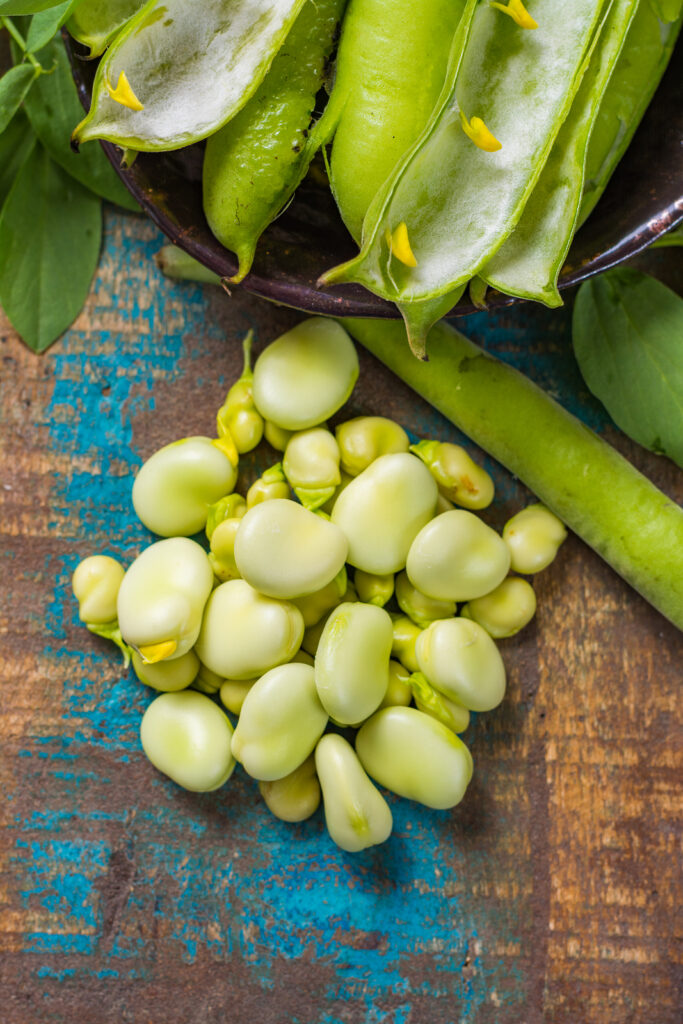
[0,209,681,1024]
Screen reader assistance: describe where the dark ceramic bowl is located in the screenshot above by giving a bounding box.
[67,34,683,318]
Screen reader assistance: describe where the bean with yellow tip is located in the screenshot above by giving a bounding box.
[462,577,537,638]
[503,503,568,574]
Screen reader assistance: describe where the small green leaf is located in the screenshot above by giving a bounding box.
[0,107,35,207]
[21,36,139,210]
[652,224,683,248]
[573,268,683,467]
[0,142,102,352]
[0,1,68,14]
[25,0,81,52]
[0,62,37,133]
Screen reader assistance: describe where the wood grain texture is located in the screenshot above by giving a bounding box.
[0,210,681,1024]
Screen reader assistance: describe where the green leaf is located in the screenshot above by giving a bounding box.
[25,0,82,52]
[0,1,68,14]
[0,62,37,132]
[652,224,683,248]
[573,268,683,467]
[0,107,35,207]
[0,142,102,352]
[21,36,139,210]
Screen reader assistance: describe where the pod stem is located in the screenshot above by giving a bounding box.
[340,317,683,630]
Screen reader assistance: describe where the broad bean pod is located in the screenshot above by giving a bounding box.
[132,436,237,537]
[73,0,308,151]
[140,691,235,792]
[195,579,304,680]
[356,706,473,810]
[67,0,144,58]
[314,602,393,724]
[203,0,346,282]
[315,734,393,852]
[117,538,213,662]
[234,498,348,599]
[231,663,328,780]
[331,453,438,574]
[481,0,638,305]
[252,319,358,431]
[324,0,606,304]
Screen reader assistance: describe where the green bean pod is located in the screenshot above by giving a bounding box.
[203,0,346,282]
[231,663,328,780]
[73,0,308,151]
[67,0,144,58]
[315,734,393,852]
[356,706,473,810]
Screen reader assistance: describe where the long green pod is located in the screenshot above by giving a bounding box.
[73,0,307,150]
[328,0,467,244]
[67,0,145,58]
[203,0,346,283]
[480,0,638,306]
[579,0,683,224]
[341,318,683,630]
[324,0,608,303]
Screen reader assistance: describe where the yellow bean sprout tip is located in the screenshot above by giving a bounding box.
[490,0,538,29]
[212,433,239,468]
[106,71,145,111]
[389,222,418,267]
[459,111,502,152]
[138,640,177,664]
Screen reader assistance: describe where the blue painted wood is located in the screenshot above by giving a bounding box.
[1,209,680,1024]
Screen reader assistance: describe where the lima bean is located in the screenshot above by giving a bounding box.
[315,734,393,852]
[72,554,125,624]
[259,755,321,822]
[356,706,473,810]
[140,691,235,792]
[462,577,537,638]
[132,648,199,692]
[416,618,506,712]
[406,510,510,602]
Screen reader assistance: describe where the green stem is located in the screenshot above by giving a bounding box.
[341,317,683,630]
[2,17,42,72]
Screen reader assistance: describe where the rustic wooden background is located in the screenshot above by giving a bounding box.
[0,209,681,1024]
